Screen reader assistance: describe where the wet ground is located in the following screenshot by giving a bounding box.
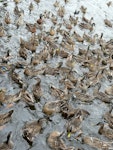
[0,0,113,150]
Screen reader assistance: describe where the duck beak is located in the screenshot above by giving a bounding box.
[67,132,71,138]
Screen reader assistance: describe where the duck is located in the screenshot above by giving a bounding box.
[26,23,36,33]
[23,118,47,145]
[34,0,40,4]
[82,15,93,24]
[29,2,33,14]
[97,122,113,140]
[82,136,113,150]
[105,85,113,96]
[19,47,27,60]
[79,22,95,32]
[0,132,13,150]
[49,26,55,36]
[103,106,113,129]
[66,110,83,135]
[43,100,62,115]
[53,1,60,8]
[21,90,35,110]
[0,89,6,105]
[80,6,87,14]
[0,25,5,37]
[16,11,24,29]
[32,78,42,101]
[47,131,67,150]
[4,12,11,24]
[14,0,21,4]
[69,16,78,26]
[57,6,65,18]
[93,83,112,103]
[104,19,112,27]
[0,110,13,126]
[107,1,112,7]
[37,14,43,24]
[10,68,24,88]
[72,31,84,43]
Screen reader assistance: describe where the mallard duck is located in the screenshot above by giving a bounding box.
[0,132,13,150]
[29,2,33,14]
[103,106,113,129]
[57,6,65,18]
[14,0,21,4]
[37,14,43,24]
[49,26,55,36]
[0,26,5,37]
[82,136,113,150]
[75,91,94,103]
[82,15,93,24]
[69,16,78,26]
[107,1,112,7]
[34,0,40,4]
[43,100,62,115]
[61,41,74,51]
[32,78,42,101]
[104,19,112,27]
[16,11,24,28]
[10,69,24,88]
[0,110,13,126]
[19,47,27,60]
[23,118,47,145]
[50,85,64,99]
[53,1,59,8]
[0,89,6,105]
[72,31,84,43]
[79,22,95,32]
[105,85,113,95]
[66,111,83,135]
[80,6,87,14]
[26,23,36,33]
[63,32,75,45]
[56,49,69,58]
[97,122,113,139]
[83,33,97,45]
[21,90,35,110]
[47,131,67,150]
[93,83,112,103]
[4,12,11,24]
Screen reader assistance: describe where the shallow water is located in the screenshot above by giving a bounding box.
[0,0,113,150]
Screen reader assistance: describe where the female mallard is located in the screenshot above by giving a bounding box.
[23,118,47,145]
[0,110,13,126]
[0,132,13,150]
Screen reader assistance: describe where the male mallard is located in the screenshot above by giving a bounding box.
[0,132,13,150]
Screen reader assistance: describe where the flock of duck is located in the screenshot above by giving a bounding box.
[0,0,113,149]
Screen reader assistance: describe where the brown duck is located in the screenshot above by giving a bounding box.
[23,118,47,145]
[97,122,113,140]
[0,132,13,150]
[32,78,42,101]
[0,110,13,126]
